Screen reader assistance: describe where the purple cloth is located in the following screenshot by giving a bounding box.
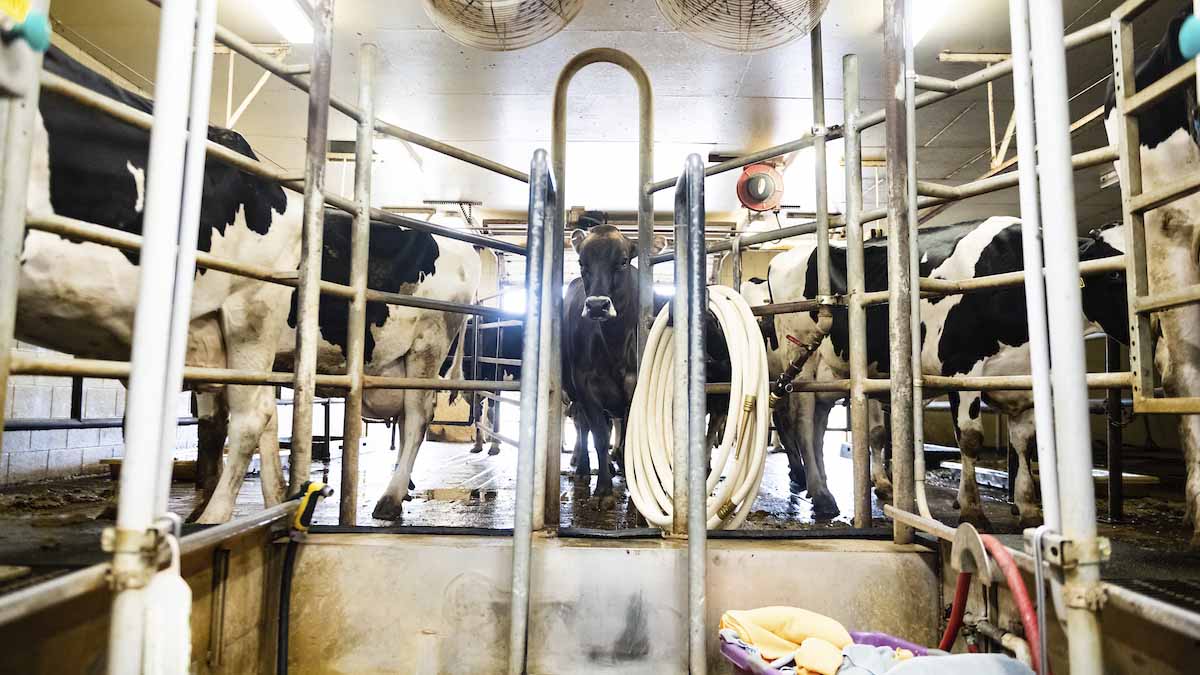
[849,632,931,657]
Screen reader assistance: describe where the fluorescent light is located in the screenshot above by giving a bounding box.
[260,0,313,45]
[911,0,950,46]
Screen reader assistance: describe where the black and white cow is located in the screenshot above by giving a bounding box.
[741,277,889,518]
[1105,7,1200,544]
[18,47,477,523]
[759,217,1128,529]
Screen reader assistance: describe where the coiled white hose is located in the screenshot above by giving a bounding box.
[625,285,771,530]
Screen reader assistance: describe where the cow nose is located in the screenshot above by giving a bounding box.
[583,296,615,321]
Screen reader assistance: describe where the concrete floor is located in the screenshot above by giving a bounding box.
[0,408,1197,581]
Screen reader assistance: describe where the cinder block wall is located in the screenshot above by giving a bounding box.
[3,342,198,484]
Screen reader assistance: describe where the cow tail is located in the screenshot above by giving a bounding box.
[447,316,470,404]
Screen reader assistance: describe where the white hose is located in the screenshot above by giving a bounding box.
[625,285,771,530]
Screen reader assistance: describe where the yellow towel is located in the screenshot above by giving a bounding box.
[719,606,853,664]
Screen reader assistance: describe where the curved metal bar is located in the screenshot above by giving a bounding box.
[553,48,654,362]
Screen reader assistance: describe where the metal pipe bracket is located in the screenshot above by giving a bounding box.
[1023,530,1111,571]
[1063,581,1109,611]
[101,526,163,590]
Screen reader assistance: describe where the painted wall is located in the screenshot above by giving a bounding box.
[3,342,197,484]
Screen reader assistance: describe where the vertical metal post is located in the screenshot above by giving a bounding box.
[844,54,871,529]
[0,0,48,452]
[679,154,708,675]
[288,0,335,492]
[672,197,691,535]
[339,42,376,525]
[884,0,915,545]
[1029,2,1104,671]
[108,0,197,670]
[1111,9,1155,409]
[155,0,217,513]
[508,149,551,675]
[731,235,743,290]
[534,185,563,532]
[1008,0,1062,533]
[1106,337,1124,521]
[902,2,931,520]
[811,24,831,308]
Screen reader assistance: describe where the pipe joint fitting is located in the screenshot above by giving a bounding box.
[1063,581,1108,611]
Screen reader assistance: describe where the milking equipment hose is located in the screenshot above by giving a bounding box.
[625,285,771,529]
[277,481,333,675]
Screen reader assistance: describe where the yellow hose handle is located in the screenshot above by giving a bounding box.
[290,481,334,534]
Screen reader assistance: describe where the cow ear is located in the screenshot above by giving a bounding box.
[570,228,587,253]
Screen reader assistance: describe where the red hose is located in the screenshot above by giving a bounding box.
[981,534,1043,674]
[939,571,972,651]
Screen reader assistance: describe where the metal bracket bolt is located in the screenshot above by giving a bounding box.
[102,526,163,591]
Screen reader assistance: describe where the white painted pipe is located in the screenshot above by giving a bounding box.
[108,1,198,672]
[1007,0,1061,532]
[154,0,217,514]
[1028,2,1106,672]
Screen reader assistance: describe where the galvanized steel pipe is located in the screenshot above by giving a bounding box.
[507,150,552,675]
[843,53,872,529]
[884,0,916,545]
[288,0,335,493]
[339,43,376,525]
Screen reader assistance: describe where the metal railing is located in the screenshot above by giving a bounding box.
[1111,0,1200,415]
[0,0,541,638]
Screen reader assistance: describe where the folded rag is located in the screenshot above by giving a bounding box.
[837,644,915,675]
[720,606,854,673]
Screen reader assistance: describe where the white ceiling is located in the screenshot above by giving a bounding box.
[47,0,1184,230]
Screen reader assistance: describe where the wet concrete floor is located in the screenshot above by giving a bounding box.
[0,413,1197,584]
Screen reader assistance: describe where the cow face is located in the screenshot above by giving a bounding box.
[571,225,663,322]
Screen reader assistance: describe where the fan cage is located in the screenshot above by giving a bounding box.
[423,0,583,52]
[655,0,831,53]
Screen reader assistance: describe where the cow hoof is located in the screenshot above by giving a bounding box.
[873,483,894,501]
[593,494,617,511]
[789,473,808,493]
[488,445,501,456]
[372,496,404,521]
[1018,513,1043,530]
[811,493,840,519]
[959,509,992,532]
[1011,503,1020,516]
[469,445,484,454]
[96,502,119,521]
[574,464,591,478]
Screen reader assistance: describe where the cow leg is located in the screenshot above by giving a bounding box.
[374,387,436,521]
[588,408,616,510]
[868,400,893,500]
[196,299,282,524]
[573,413,592,478]
[611,417,626,477]
[196,384,274,523]
[258,404,285,506]
[188,391,227,520]
[773,397,807,491]
[1008,407,1041,529]
[807,397,840,518]
[487,399,501,456]
[470,397,485,454]
[949,391,991,531]
[374,345,443,521]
